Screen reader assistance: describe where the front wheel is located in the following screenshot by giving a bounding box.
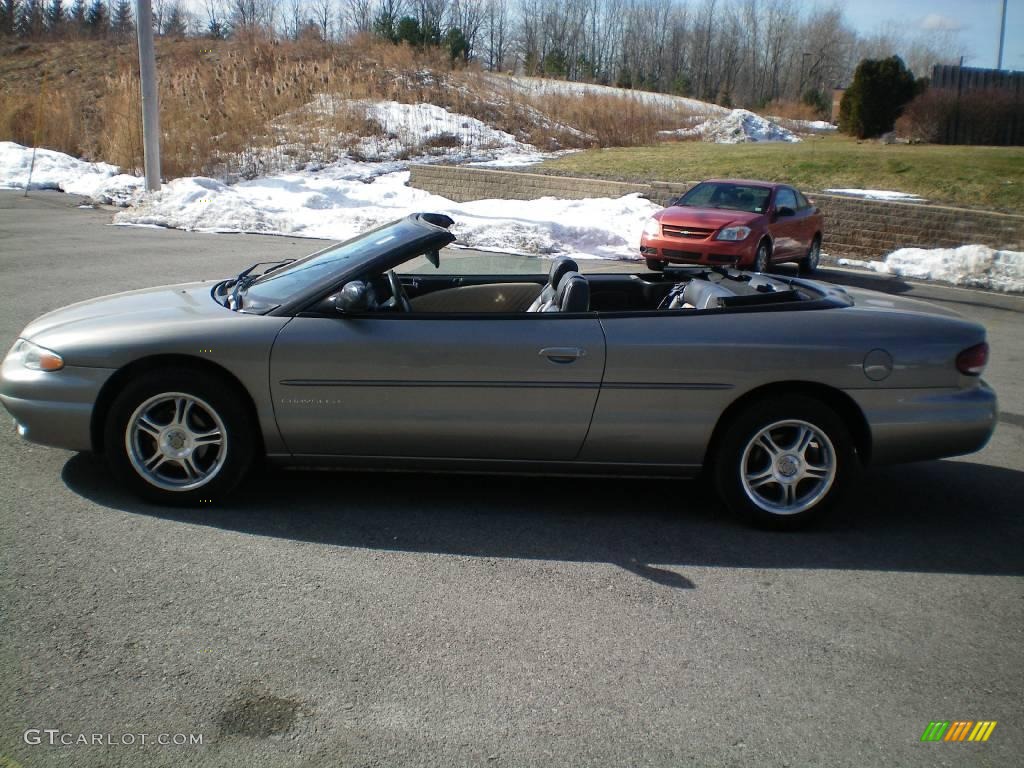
[713,395,858,528]
[645,257,666,272]
[753,241,771,273]
[103,369,256,504]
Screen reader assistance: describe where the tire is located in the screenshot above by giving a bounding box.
[754,241,771,273]
[799,236,822,275]
[713,395,858,529]
[645,257,667,272]
[103,369,256,505]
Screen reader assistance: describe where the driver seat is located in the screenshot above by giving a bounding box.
[528,256,579,312]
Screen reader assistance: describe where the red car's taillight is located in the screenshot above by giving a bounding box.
[956,342,989,376]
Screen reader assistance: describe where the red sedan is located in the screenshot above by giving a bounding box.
[640,179,823,274]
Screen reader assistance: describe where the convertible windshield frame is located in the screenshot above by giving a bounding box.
[248,214,455,316]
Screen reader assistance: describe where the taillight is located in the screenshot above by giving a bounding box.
[956,342,989,376]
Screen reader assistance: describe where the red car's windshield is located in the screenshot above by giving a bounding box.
[677,182,772,214]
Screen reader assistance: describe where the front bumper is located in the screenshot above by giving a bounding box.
[641,234,757,267]
[848,381,998,465]
[0,356,114,452]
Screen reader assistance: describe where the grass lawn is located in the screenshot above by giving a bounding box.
[539,135,1024,212]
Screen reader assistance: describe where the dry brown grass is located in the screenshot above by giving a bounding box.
[0,37,701,179]
[762,98,823,122]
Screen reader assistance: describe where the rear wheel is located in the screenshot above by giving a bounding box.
[754,241,771,272]
[799,236,822,275]
[645,257,667,272]
[103,369,256,505]
[713,395,858,528]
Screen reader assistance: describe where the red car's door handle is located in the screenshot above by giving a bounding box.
[539,347,586,363]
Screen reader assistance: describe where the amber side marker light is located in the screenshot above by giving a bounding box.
[956,342,989,376]
[10,339,65,372]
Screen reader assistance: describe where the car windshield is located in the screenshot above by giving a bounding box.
[241,219,411,311]
[677,182,772,214]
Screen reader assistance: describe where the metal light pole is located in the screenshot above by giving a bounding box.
[997,0,1008,70]
[136,0,161,191]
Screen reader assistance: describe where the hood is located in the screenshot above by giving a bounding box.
[19,281,234,348]
[658,206,763,229]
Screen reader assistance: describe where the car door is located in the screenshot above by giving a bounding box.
[768,187,802,260]
[793,189,819,253]
[269,313,606,460]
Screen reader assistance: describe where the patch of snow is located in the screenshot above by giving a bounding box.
[0,141,144,202]
[825,188,926,202]
[486,74,729,117]
[838,245,1024,292]
[662,109,801,144]
[767,117,836,133]
[115,168,659,260]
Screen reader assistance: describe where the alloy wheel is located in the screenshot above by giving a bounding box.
[125,392,228,492]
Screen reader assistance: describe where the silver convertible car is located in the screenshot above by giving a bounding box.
[1,213,997,527]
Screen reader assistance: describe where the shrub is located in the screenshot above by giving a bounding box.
[840,56,921,138]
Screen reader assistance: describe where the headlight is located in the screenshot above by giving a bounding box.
[643,218,661,238]
[716,225,752,241]
[7,339,64,371]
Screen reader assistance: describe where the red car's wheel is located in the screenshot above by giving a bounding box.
[799,236,822,275]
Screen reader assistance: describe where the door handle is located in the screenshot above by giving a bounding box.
[539,347,586,363]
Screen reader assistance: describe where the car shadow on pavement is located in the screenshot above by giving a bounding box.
[62,453,1024,587]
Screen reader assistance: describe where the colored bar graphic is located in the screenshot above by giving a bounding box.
[968,722,998,742]
[921,721,950,741]
[921,720,997,742]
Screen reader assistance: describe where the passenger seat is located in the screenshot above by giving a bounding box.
[528,256,579,312]
[549,270,590,313]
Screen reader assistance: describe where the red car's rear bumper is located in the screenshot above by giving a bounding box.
[640,234,758,267]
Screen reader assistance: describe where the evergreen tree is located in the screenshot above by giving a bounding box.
[1,0,20,35]
[109,0,131,38]
[66,0,84,36]
[445,26,468,61]
[84,0,107,37]
[162,2,186,37]
[395,15,419,45]
[17,0,44,38]
[44,0,62,36]
[840,56,921,139]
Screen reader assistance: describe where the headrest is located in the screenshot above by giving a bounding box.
[557,271,590,313]
[548,256,579,288]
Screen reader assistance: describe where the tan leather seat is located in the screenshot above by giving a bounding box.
[409,283,542,313]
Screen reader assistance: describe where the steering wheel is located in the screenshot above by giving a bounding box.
[387,270,412,313]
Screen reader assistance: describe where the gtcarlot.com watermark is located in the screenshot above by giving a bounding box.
[24,729,203,747]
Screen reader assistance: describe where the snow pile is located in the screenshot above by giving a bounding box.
[825,188,926,202]
[115,168,659,260]
[292,97,547,167]
[661,109,801,143]
[839,245,1024,293]
[0,141,144,203]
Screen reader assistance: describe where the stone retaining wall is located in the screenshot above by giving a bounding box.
[408,164,1024,259]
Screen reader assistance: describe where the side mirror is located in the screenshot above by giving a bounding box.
[335,280,371,313]
[776,206,795,217]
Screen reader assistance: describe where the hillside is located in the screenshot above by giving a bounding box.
[1,37,831,181]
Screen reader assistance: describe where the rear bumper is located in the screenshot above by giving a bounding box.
[849,382,998,465]
[0,359,114,453]
[641,235,758,267]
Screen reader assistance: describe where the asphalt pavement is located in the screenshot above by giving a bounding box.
[1,190,1022,768]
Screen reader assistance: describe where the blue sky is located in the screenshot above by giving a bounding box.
[842,0,1023,70]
